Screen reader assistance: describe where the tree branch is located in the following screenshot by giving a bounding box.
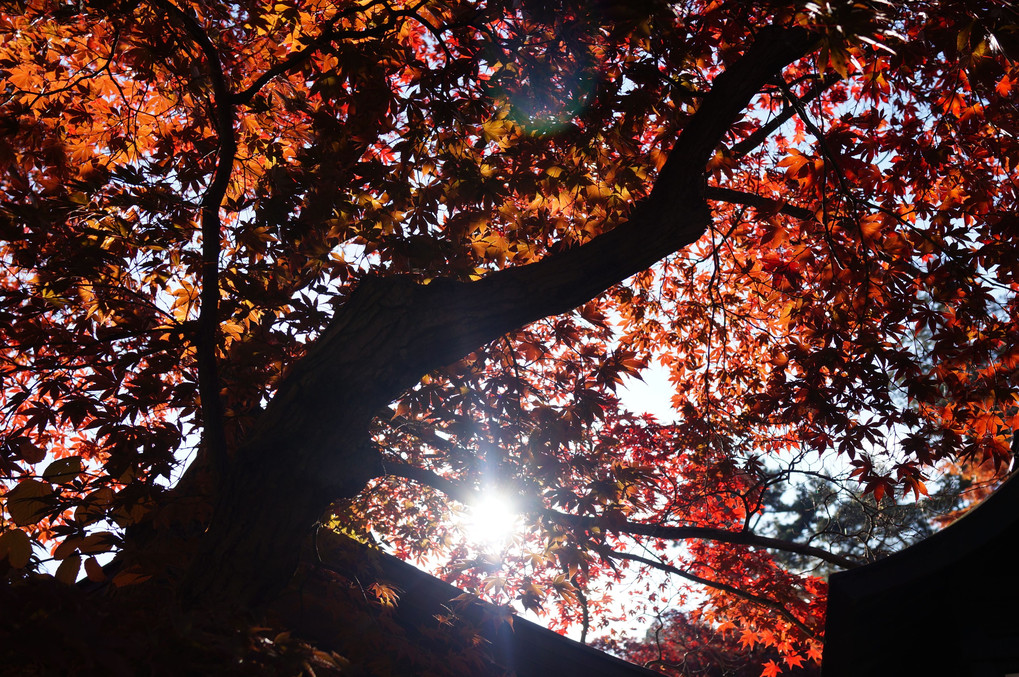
[572,514,862,569]
[156,0,235,479]
[188,24,823,605]
[728,73,840,159]
[380,460,861,570]
[245,26,822,485]
[704,185,816,221]
[593,546,818,639]
[232,18,365,105]
[231,0,426,105]
[305,27,822,379]
[773,75,859,211]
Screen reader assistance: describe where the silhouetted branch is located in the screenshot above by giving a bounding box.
[729,74,840,159]
[705,186,816,220]
[380,460,861,570]
[594,546,818,639]
[156,0,235,479]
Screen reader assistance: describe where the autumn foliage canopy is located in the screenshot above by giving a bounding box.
[2,0,1018,674]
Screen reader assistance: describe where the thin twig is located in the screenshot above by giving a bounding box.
[729,74,840,159]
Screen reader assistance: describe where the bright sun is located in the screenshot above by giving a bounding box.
[462,493,521,552]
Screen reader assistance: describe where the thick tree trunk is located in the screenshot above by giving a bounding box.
[183,188,715,606]
[179,26,818,609]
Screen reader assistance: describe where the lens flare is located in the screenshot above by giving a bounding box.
[463,493,520,552]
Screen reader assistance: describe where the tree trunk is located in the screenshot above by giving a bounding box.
[179,25,817,609]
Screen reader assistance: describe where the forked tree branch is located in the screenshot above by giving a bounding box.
[189,24,824,605]
[773,75,859,213]
[244,25,822,468]
[728,73,840,159]
[380,460,861,570]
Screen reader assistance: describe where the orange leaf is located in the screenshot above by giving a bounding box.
[7,64,38,91]
[858,214,884,242]
[784,653,806,668]
[996,74,1013,97]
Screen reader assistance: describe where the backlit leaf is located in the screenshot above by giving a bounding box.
[55,554,82,585]
[84,556,106,582]
[43,456,82,484]
[0,529,32,568]
[6,480,55,527]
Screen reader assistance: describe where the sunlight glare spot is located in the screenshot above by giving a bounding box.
[463,494,519,552]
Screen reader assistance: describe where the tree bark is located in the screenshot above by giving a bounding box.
[182,26,819,608]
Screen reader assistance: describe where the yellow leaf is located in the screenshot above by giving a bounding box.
[221,320,245,341]
[482,119,509,142]
[828,44,851,78]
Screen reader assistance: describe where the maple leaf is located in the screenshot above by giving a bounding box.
[784,653,806,668]
[716,620,737,634]
[6,64,39,91]
[761,659,782,677]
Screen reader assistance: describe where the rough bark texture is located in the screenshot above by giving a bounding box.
[182,26,819,609]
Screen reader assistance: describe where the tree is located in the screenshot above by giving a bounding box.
[2,0,1018,673]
